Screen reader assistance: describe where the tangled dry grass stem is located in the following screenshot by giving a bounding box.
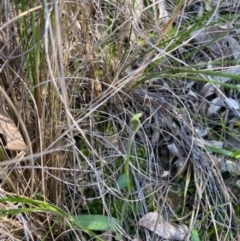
[0,0,240,240]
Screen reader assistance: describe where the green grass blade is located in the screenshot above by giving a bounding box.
[205,146,234,158]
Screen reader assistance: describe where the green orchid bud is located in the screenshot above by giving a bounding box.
[130,113,142,132]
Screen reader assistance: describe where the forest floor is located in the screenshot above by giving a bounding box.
[0,0,240,240]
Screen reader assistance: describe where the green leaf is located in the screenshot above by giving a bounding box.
[191,229,200,241]
[0,196,66,216]
[130,113,142,131]
[232,151,240,158]
[72,215,121,231]
[206,146,234,158]
[206,146,240,159]
[0,146,8,160]
[117,173,127,190]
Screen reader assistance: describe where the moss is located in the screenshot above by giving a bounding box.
[76,137,90,157]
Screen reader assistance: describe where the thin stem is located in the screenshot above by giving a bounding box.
[120,131,134,225]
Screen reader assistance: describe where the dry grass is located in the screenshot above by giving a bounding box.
[0,0,240,240]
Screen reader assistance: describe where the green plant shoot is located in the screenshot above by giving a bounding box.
[120,113,142,225]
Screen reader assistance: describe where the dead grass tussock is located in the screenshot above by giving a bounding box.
[0,0,239,240]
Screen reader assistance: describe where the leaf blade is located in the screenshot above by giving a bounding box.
[72,215,121,231]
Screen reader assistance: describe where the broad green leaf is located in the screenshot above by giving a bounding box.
[191,229,200,241]
[72,215,121,231]
[117,173,127,190]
